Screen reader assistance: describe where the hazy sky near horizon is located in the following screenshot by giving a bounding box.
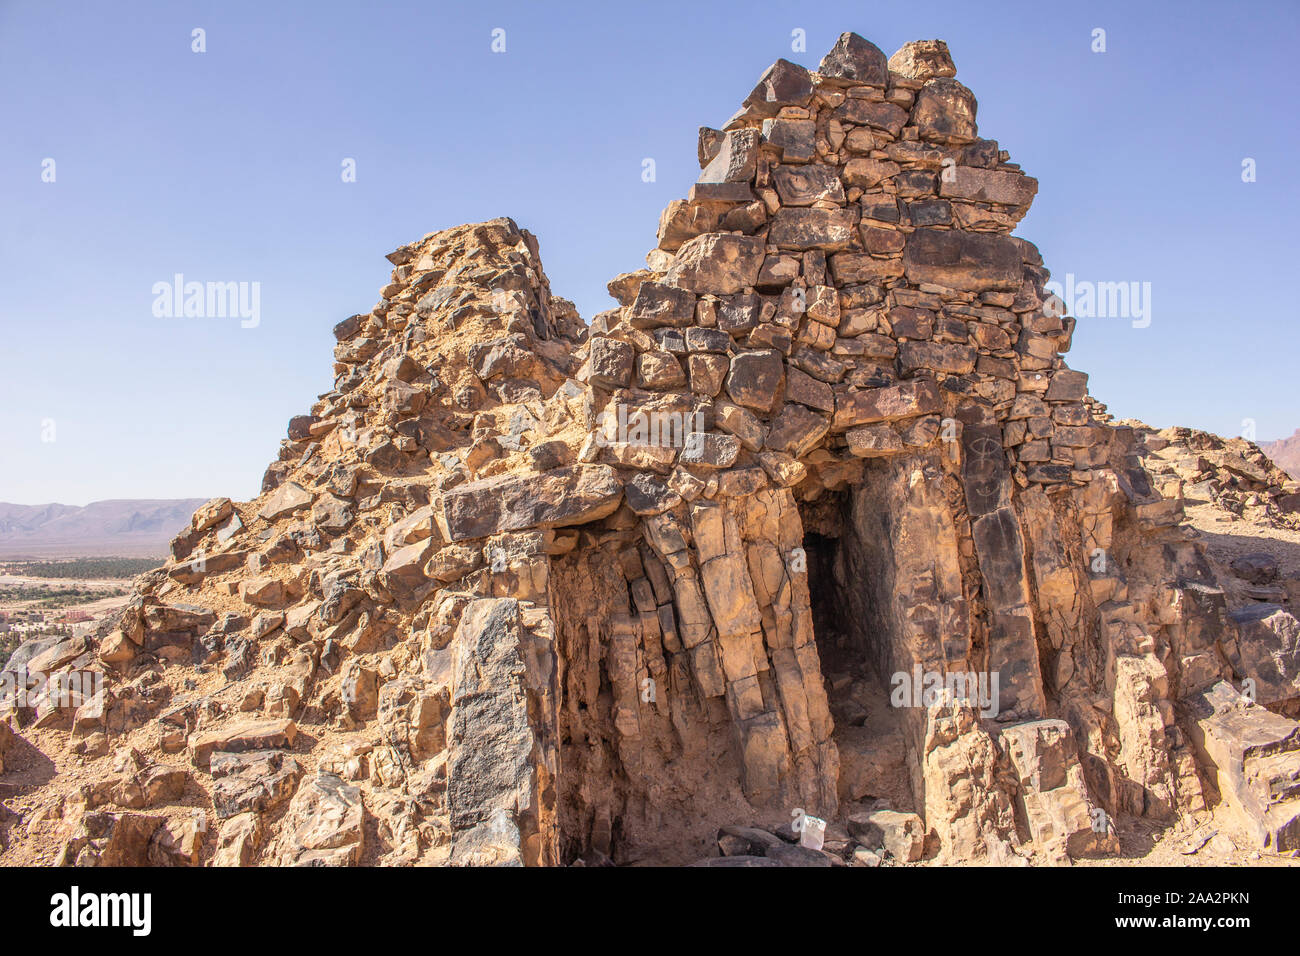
[1,0,1297,506]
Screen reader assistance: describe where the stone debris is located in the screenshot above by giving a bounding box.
[1183,682,1300,851]
[1128,421,1300,530]
[847,809,925,861]
[1,31,1298,869]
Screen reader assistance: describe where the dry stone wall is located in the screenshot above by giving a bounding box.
[578,33,1196,858]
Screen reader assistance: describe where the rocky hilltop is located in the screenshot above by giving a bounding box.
[1261,429,1300,482]
[1126,422,1300,531]
[3,33,1299,868]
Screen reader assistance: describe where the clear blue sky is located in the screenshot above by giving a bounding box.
[1,0,1296,505]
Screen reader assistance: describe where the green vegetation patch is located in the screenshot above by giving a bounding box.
[1,557,161,579]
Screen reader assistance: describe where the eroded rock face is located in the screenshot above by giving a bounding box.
[446,598,558,867]
[2,30,1296,869]
[273,772,365,866]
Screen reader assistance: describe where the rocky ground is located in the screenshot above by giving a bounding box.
[1077,808,1299,868]
[1094,423,1300,869]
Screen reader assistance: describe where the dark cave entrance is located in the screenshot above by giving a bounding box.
[800,490,891,716]
[798,478,917,813]
[804,528,868,684]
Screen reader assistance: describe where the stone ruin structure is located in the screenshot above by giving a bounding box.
[3,33,1300,868]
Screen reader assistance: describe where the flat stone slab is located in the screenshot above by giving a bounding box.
[441,464,624,542]
[189,718,298,770]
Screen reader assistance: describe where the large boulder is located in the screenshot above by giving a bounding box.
[769,207,859,252]
[665,234,765,295]
[188,718,298,771]
[725,350,785,414]
[59,811,163,867]
[737,59,813,119]
[440,465,624,541]
[847,810,925,861]
[911,78,978,144]
[274,772,365,866]
[1230,605,1300,708]
[258,481,313,521]
[818,32,889,87]
[699,129,760,184]
[889,40,957,81]
[902,228,1021,292]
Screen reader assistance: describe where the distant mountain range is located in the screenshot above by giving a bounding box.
[0,499,206,558]
[1260,430,1300,482]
